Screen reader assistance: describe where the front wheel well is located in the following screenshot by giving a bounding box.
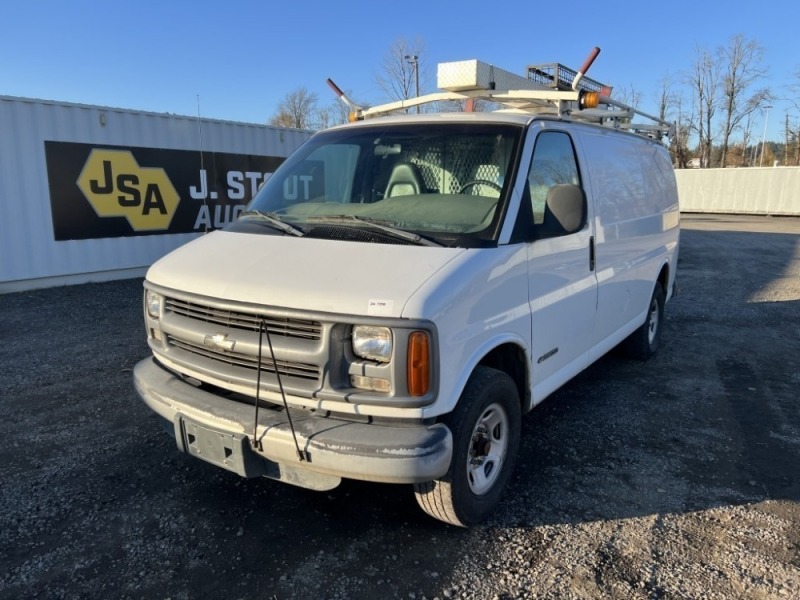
[477,343,530,412]
[658,263,670,297]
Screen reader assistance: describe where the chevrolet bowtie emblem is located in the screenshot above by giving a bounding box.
[204,333,235,351]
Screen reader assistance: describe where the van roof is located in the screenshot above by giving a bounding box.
[325,112,668,148]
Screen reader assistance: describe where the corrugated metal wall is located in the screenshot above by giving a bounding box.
[0,96,311,292]
[676,167,800,215]
[6,97,797,293]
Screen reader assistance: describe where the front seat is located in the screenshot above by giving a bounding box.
[385,162,424,197]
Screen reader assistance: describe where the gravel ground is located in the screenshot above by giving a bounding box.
[1,213,799,599]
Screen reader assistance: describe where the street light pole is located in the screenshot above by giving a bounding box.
[759,105,773,167]
[404,54,420,114]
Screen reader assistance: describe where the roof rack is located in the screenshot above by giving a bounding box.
[527,62,610,94]
[327,48,675,141]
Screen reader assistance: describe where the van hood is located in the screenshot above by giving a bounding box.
[146,231,465,318]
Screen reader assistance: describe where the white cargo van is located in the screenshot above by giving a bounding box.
[133,55,679,526]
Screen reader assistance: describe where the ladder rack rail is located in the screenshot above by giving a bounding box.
[327,48,675,142]
[342,89,673,141]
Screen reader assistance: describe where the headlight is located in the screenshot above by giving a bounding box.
[145,290,163,318]
[352,326,392,363]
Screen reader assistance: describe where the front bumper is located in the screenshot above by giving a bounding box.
[133,358,452,488]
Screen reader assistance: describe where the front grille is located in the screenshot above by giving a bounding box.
[165,297,321,340]
[166,335,320,381]
[155,293,328,394]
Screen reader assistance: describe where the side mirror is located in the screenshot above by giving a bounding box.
[539,184,586,237]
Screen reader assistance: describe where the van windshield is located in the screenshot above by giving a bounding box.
[241,123,523,246]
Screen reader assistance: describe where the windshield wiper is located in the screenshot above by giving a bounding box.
[306,215,442,247]
[239,210,304,237]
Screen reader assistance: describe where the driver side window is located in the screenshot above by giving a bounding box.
[526,132,581,225]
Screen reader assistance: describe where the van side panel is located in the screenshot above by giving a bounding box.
[638,141,681,298]
[576,129,680,351]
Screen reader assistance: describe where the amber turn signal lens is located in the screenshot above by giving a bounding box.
[407,331,430,397]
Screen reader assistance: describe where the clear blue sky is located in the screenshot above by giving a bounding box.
[2,0,797,142]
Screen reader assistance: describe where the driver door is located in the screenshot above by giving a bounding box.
[523,130,598,402]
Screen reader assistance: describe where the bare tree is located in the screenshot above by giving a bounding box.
[316,92,355,130]
[685,55,703,165]
[613,84,643,111]
[656,75,674,121]
[794,119,800,166]
[788,67,800,113]
[607,84,642,128]
[670,95,693,168]
[794,122,800,166]
[741,112,756,167]
[268,87,318,130]
[655,77,692,168]
[717,34,770,167]
[374,36,428,105]
[786,68,800,165]
[686,45,720,168]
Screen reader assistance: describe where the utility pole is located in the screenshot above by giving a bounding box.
[405,54,420,114]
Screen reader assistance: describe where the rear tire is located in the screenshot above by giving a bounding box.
[622,282,665,360]
[413,366,521,527]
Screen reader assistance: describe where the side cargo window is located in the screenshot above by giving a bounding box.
[526,132,581,229]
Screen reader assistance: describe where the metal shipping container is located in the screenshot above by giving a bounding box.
[0,96,312,293]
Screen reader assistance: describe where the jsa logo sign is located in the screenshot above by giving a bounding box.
[77,149,180,231]
[46,141,288,240]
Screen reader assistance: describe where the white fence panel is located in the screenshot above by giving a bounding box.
[675,167,800,216]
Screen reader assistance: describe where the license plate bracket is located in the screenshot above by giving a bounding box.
[175,416,268,478]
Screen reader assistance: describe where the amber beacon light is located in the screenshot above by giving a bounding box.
[579,91,600,110]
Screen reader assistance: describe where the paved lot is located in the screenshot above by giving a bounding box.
[1,214,799,599]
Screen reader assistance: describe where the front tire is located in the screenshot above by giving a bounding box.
[414,366,521,527]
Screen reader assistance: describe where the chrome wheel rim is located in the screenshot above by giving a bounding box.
[466,402,509,495]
